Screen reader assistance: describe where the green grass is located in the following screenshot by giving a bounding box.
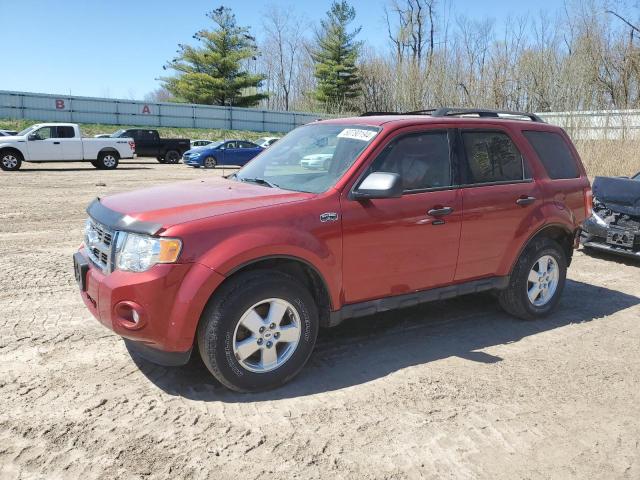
[0,118,276,142]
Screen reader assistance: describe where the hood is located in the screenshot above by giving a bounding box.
[98,177,313,229]
[592,176,640,217]
[185,146,210,155]
[0,135,24,142]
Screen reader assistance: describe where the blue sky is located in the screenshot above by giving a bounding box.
[3,0,563,99]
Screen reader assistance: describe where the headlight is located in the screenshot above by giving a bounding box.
[592,210,608,227]
[116,233,182,272]
[190,152,201,158]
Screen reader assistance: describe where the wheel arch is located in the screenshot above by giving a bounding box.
[221,255,334,328]
[0,146,25,160]
[509,223,576,275]
[98,147,119,157]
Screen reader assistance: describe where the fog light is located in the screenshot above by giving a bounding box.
[114,301,146,330]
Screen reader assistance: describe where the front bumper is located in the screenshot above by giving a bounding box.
[75,248,226,360]
[580,215,640,259]
[183,156,201,167]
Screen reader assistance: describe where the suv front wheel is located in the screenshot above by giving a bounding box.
[197,270,319,392]
[499,237,567,320]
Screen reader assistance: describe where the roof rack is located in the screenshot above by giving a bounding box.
[431,107,545,123]
[359,107,545,123]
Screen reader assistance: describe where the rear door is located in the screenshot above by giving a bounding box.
[59,126,83,160]
[26,126,63,160]
[341,128,463,303]
[238,141,261,165]
[454,128,543,281]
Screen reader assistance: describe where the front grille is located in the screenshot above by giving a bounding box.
[85,218,117,273]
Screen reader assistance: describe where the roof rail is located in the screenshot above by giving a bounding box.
[431,107,545,123]
[359,107,545,123]
[360,111,402,116]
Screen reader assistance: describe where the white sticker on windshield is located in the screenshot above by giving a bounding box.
[337,128,377,142]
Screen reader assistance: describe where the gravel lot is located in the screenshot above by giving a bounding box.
[1,159,639,479]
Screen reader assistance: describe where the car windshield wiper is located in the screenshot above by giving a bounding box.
[239,177,278,188]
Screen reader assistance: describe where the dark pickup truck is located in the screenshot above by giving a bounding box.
[111,129,190,164]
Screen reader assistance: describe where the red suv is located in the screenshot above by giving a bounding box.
[74,108,591,392]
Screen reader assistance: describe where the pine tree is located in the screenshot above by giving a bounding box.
[161,6,267,107]
[311,1,362,113]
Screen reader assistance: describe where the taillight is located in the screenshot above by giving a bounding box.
[584,186,593,218]
[129,141,135,151]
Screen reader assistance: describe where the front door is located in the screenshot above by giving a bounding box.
[26,126,62,161]
[341,129,463,304]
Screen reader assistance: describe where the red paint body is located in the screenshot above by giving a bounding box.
[78,116,590,354]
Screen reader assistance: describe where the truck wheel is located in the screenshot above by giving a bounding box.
[156,156,167,164]
[96,151,119,170]
[197,270,319,392]
[0,150,22,171]
[164,150,180,164]
[498,237,567,320]
[203,156,217,169]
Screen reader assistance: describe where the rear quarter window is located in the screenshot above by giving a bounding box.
[523,131,580,179]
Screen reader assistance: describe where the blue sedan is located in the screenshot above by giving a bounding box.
[182,140,263,168]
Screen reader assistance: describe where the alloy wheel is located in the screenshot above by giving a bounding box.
[232,298,302,373]
[527,254,560,307]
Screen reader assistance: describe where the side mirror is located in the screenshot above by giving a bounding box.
[28,133,39,141]
[219,146,225,150]
[352,172,403,200]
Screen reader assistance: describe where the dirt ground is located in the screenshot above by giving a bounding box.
[1,159,639,480]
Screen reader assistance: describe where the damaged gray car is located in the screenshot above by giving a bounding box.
[581,172,640,259]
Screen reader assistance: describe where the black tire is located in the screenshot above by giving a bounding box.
[0,150,22,171]
[498,237,567,320]
[96,151,119,170]
[197,270,319,392]
[157,156,167,164]
[164,150,181,164]
[203,156,217,169]
[90,160,100,168]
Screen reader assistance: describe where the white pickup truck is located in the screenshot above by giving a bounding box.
[0,123,135,171]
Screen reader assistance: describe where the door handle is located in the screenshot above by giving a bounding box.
[516,196,536,206]
[427,206,454,216]
[53,141,60,145]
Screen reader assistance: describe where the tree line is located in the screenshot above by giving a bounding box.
[155,0,640,115]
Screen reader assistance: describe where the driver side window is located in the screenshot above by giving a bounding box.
[368,131,453,192]
[32,127,54,140]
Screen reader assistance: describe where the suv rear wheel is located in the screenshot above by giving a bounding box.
[499,237,567,320]
[197,270,319,392]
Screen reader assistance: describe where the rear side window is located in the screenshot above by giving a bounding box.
[523,131,579,179]
[56,126,75,138]
[369,131,452,191]
[461,131,526,184]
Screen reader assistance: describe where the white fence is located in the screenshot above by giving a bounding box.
[537,110,640,140]
[0,90,322,133]
[2,90,639,139]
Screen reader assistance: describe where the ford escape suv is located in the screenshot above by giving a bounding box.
[74,108,591,392]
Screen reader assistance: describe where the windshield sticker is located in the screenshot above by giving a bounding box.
[337,128,377,142]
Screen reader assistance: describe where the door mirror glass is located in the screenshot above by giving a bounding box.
[353,172,403,199]
[28,133,39,141]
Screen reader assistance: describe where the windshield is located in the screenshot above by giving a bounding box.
[110,129,126,138]
[17,125,38,136]
[236,124,380,193]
